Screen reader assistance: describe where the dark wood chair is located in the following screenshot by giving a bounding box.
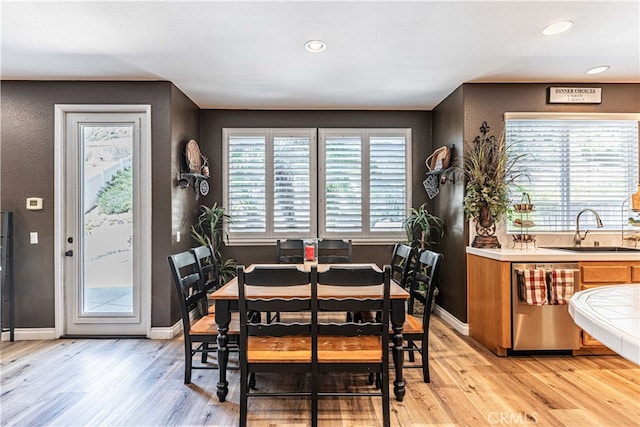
[400,249,443,383]
[313,264,391,427]
[317,239,352,263]
[168,250,239,384]
[237,264,313,427]
[276,239,304,263]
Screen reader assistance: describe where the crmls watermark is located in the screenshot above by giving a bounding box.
[487,412,538,425]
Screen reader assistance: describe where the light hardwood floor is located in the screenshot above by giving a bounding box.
[1,316,638,426]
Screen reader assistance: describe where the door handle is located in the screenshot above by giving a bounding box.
[65,250,74,257]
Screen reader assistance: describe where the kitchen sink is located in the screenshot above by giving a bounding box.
[544,246,640,252]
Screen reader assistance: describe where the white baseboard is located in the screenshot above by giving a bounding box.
[2,320,184,341]
[1,328,57,341]
[434,305,469,336]
[149,320,183,340]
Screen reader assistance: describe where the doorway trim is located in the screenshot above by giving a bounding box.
[54,104,152,338]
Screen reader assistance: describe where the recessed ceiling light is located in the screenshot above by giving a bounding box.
[586,65,610,75]
[542,20,573,36]
[304,40,326,53]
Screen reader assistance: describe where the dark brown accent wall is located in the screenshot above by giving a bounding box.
[432,82,640,324]
[0,81,200,330]
[199,110,433,268]
[431,87,466,322]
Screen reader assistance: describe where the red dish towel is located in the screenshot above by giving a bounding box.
[549,269,575,305]
[522,269,547,306]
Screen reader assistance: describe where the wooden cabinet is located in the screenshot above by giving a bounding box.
[466,254,511,356]
[578,261,640,350]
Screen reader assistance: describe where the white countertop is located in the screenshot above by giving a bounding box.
[466,246,640,262]
[569,284,640,365]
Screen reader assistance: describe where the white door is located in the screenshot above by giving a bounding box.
[55,105,151,336]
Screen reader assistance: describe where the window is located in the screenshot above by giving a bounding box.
[223,128,411,244]
[505,113,639,233]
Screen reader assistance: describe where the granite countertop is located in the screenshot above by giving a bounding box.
[466,246,640,262]
[569,284,640,365]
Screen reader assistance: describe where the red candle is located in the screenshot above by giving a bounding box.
[305,244,315,261]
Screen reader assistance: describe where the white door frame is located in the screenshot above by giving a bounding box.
[54,104,152,337]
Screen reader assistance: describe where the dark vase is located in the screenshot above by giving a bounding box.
[472,204,501,248]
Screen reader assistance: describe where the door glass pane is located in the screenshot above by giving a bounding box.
[82,125,133,314]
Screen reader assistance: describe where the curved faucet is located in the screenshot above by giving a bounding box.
[574,209,604,246]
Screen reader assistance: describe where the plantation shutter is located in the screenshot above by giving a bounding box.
[323,134,363,233]
[369,134,407,232]
[273,133,312,233]
[227,134,267,233]
[505,113,639,232]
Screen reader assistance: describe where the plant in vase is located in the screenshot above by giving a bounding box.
[403,203,445,250]
[402,203,445,294]
[463,121,525,248]
[191,202,237,284]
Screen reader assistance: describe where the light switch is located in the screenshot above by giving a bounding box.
[30,232,38,244]
[176,231,181,242]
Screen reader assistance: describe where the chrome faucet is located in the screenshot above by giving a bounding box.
[574,209,604,246]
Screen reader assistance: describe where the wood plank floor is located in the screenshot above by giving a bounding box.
[1,316,638,426]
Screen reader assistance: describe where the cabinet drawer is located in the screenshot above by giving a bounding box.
[581,265,630,283]
[632,266,640,283]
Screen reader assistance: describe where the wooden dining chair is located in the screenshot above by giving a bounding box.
[237,264,313,427]
[317,239,352,263]
[275,239,304,263]
[168,250,239,384]
[313,264,391,427]
[400,249,443,383]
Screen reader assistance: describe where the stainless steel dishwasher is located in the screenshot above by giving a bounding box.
[512,262,581,350]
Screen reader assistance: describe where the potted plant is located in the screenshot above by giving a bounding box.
[403,203,445,250]
[463,122,524,247]
[191,202,237,283]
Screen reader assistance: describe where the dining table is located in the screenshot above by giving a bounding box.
[209,263,410,402]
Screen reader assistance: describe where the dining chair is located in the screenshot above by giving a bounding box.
[317,239,352,263]
[275,239,304,263]
[400,248,443,383]
[168,250,239,384]
[313,264,391,427]
[237,264,313,427]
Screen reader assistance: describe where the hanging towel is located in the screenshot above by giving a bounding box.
[521,269,547,306]
[549,269,575,305]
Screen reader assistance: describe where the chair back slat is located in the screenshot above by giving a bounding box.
[243,264,309,286]
[168,251,206,333]
[191,244,220,315]
[247,298,310,313]
[409,249,443,321]
[390,243,416,289]
[317,265,382,286]
[313,265,391,339]
[238,265,313,339]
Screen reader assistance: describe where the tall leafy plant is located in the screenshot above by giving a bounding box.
[403,203,445,250]
[191,203,237,283]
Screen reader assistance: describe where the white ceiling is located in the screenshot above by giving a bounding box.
[2,1,639,110]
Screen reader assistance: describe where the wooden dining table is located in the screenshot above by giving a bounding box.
[209,263,410,402]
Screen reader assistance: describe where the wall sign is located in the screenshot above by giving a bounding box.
[549,87,602,104]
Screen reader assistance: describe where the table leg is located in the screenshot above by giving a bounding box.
[215,300,230,402]
[391,300,405,402]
